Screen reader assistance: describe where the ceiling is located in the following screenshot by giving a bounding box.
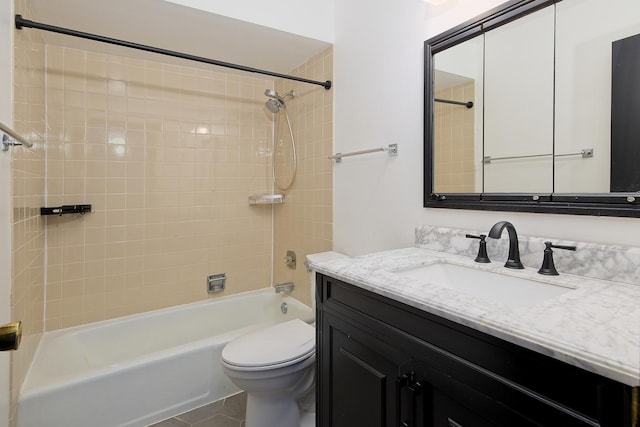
[26,0,331,78]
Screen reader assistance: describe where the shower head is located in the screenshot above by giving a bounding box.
[265,89,283,112]
[265,98,283,113]
[264,89,294,100]
[264,88,295,113]
[265,89,281,100]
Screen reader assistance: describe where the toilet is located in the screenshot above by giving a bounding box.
[221,251,347,427]
[222,319,315,427]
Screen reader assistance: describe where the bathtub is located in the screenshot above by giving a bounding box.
[17,288,314,427]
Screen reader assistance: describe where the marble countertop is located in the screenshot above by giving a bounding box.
[311,247,640,387]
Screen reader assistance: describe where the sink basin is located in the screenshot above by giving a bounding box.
[394,261,574,308]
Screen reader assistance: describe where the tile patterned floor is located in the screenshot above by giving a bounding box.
[148,392,246,427]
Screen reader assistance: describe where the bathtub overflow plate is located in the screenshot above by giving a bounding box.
[281,302,288,314]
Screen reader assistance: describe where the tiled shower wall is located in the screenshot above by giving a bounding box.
[273,48,334,307]
[433,82,475,193]
[44,46,277,330]
[42,45,335,329]
[9,24,333,420]
[11,0,46,421]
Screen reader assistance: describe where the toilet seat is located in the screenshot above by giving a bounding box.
[222,319,315,371]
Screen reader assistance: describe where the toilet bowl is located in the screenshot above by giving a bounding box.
[222,319,315,427]
[222,251,347,427]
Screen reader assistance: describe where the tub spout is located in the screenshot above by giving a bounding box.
[274,282,294,293]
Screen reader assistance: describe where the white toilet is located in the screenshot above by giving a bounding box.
[221,251,347,427]
[221,319,316,427]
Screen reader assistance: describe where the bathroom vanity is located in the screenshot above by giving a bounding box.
[312,246,639,427]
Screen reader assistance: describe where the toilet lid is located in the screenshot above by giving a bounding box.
[222,319,315,370]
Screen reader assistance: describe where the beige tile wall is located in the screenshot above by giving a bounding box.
[9,5,333,424]
[11,0,47,422]
[44,46,277,330]
[434,82,475,193]
[273,48,334,307]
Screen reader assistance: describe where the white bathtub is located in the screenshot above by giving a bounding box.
[17,288,314,427]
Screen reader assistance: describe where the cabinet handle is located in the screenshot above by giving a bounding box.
[396,373,410,426]
[397,372,424,427]
[409,380,423,426]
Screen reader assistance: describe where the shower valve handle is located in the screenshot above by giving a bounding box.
[284,250,297,269]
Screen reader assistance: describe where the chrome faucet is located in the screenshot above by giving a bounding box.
[488,221,524,269]
[274,282,294,293]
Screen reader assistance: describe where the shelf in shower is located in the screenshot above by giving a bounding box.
[248,194,285,205]
[40,204,92,216]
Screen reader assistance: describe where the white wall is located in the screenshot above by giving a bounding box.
[483,7,555,193]
[163,0,334,43]
[0,2,12,425]
[554,0,640,192]
[333,0,640,255]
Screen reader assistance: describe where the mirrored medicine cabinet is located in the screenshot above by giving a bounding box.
[424,0,640,217]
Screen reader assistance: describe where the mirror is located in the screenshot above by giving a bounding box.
[424,0,640,217]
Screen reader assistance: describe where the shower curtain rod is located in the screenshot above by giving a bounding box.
[435,98,473,108]
[15,15,332,90]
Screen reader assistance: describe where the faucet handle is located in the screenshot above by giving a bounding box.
[547,242,577,252]
[465,234,491,263]
[538,241,577,276]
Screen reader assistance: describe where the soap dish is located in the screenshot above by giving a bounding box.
[248,194,284,205]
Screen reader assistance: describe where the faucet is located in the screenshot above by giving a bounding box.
[274,282,294,293]
[487,221,524,269]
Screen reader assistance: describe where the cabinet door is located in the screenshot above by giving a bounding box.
[397,362,513,427]
[320,312,408,427]
[431,389,498,427]
[408,349,601,427]
[396,371,500,427]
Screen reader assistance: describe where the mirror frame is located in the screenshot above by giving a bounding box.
[423,0,640,218]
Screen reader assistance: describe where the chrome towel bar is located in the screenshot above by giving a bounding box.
[329,144,398,163]
[0,121,33,151]
[483,148,593,164]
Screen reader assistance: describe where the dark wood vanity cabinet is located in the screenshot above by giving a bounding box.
[316,274,636,427]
